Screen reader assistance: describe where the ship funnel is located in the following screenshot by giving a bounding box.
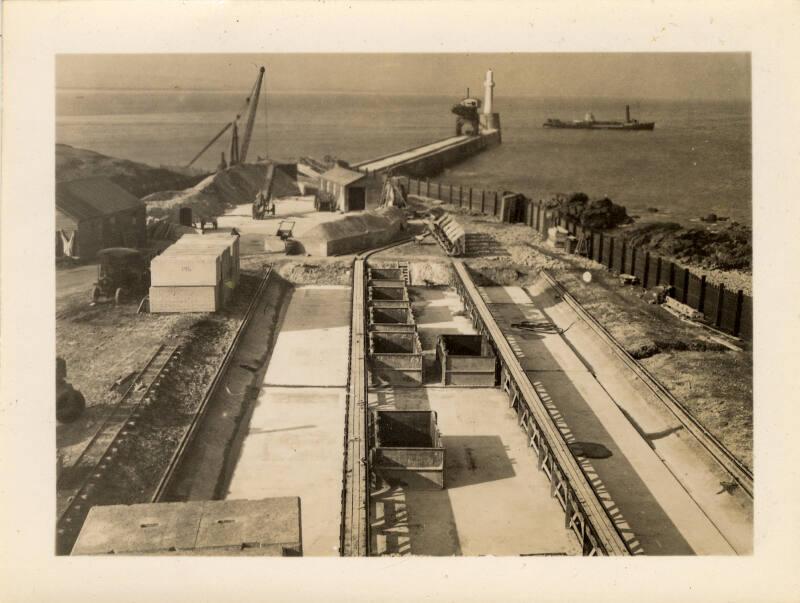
[626,104,630,122]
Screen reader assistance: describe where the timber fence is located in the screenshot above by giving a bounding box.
[400,175,752,340]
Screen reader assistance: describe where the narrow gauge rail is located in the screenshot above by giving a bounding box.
[452,260,630,556]
[56,342,181,555]
[541,270,753,498]
[151,266,274,503]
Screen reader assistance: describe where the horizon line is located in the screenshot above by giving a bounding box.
[55,87,751,102]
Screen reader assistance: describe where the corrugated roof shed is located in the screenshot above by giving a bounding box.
[56,177,143,221]
[320,165,367,186]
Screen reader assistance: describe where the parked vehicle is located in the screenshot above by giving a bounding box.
[91,247,150,304]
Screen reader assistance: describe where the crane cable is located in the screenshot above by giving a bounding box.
[185,69,259,168]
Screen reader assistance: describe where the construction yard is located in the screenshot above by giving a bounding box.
[57,190,753,517]
[55,176,752,557]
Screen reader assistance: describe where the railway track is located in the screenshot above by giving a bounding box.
[541,269,753,498]
[56,342,181,554]
[58,267,273,554]
[150,266,274,503]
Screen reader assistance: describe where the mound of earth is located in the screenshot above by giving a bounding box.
[143,162,300,221]
[56,144,206,198]
[621,221,752,271]
[547,192,633,230]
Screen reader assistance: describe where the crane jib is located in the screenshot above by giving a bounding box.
[185,66,266,168]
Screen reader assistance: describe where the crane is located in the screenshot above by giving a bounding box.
[186,66,266,169]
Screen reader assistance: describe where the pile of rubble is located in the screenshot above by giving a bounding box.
[546,192,633,230]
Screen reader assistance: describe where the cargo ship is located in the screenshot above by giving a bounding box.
[543,105,654,131]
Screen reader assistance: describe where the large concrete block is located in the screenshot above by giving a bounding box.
[149,285,220,313]
[151,252,222,287]
[72,498,302,556]
[175,234,239,284]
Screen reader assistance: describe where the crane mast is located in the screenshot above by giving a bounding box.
[185,66,266,169]
[237,66,265,164]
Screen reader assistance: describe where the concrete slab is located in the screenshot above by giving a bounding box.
[481,285,735,554]
[478,285,535,305]
[72,498,301,555]
[196,498,302,554]
[410,286,476,353]
[369,387,580,556]
[216,197,353,257]
[263,286,350,387]
[525,278,753,554]
[226,387,346,556]
[481,287,586,372]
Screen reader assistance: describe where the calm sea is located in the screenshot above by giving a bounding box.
[56,90,751,225]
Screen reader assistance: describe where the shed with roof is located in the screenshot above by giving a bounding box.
[319,165,382,212]
[56,177,146,259]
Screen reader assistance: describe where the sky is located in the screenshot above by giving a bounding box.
[56,53,750,100]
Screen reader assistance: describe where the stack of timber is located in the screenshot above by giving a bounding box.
[150,233,240,313]
[427,214,466,256]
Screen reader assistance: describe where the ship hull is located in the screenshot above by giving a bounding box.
[543,120,655,131]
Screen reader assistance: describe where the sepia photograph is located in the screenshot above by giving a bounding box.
[54,51,752,557]
[3,1,800,602]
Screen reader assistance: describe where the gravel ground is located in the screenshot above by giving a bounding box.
[56,270,264,513]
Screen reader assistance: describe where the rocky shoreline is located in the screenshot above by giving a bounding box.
[547,191,752,294]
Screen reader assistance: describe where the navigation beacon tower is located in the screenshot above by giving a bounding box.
[479,69,501,138]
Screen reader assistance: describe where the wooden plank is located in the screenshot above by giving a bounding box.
[341,260,369,556]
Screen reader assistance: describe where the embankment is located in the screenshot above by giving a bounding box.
[56,144,207,198]
[144,163,300,221]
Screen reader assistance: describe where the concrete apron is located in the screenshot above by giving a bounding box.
[481,284,739,555]
[525,277,753,555]
[226,286,351,556]
[369,387,581,556]
[369,285,580,556]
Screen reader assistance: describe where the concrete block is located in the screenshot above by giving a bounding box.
[71,501,204,554]
[72,498,302,556]
[175,234,239,285]
[195,498,302,555]
[149,285,220,313]
[151,253,222,287]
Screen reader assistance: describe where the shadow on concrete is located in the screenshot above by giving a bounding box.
[616,404,684,451]
[371,386,432,411]
[370,479,462,556]
[409,288,447,303]
[412,304,457,325]
[416,326,465,353]
[441,435,516,488]
[480,285,695,554]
